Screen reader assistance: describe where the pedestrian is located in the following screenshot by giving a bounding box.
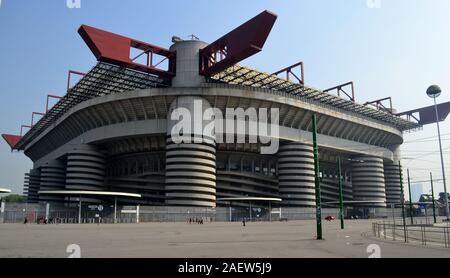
[23,217,28,224]
[242,218,246,226]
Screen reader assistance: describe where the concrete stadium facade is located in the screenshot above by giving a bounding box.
[16,39,412,210]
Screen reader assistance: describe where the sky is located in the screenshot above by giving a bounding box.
[0,0,450,201]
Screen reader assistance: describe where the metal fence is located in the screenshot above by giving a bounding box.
[1,202,397,224]
[372,220,450,248]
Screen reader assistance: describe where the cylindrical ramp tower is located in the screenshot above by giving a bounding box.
[165,96,216,207]
[384,162,402,205]
[277,142,315,207]
[65,145,106,191]
[25,169,41,203]
[351,156,387,207]
[39,160,66,202]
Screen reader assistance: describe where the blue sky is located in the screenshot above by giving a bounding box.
[1,0,450,201]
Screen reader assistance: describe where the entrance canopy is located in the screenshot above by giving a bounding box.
[0,188,12,194]
[324,200,385,205]
[38,190,141,198]
[217,197,282,202]
[39,190,141,224]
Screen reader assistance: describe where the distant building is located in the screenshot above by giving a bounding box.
[410,183,424,203]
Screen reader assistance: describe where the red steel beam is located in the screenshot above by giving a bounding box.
[67,70,86,93]
[78,25,175,78]
[396,101,450,125]
[323,81,355,102]
[20,125,32,137]
[364,97,393,113]
[199,10,277,76]
[31,112,46,126]
[46,94,63,112]
[1,134,22,149]
[272,61,304,85]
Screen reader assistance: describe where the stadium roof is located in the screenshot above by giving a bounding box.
[13,62,170,150]
[12,62,420,151]
[209,65,421,131]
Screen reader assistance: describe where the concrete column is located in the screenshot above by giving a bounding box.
[277,142,315,207]
[384,162,402,205]
[114,197,117,224]
[0,201,5,223]
[66,144,106,192]
[136,205,140,224]
[39,160,66,203]
[165,96,216,207]
[78,197,82,224]
[351,156,387,207]
[384,144,402,205]
[169,40,208,87]
[45,203,50,221]
[26,169,41,203]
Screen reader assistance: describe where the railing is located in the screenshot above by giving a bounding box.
[372,220,450,248]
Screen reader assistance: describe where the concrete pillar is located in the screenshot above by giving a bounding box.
[78,197,82,224]
[39,160,66,203]
[114,197,117,224]
[165,96,216,207]
[66,144,106,192]
[169,40,208,87]
[26,169,41,203]
[351,156,387,207]
[0,201,5,223]
[384,162,402,205]
[384,144,402,205]
[45,203,50,221]
[277,142,315,207]
[136,205,140,224]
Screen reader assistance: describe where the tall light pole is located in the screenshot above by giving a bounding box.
[337,157,344,229]
[312,114,322,240]
[427,85,449,221]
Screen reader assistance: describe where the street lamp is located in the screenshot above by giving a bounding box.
[427,85,449,221]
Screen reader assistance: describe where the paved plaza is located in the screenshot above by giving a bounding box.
[0,220,449,258]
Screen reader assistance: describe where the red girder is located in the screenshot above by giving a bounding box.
[199,10,277,76]
[1,134,22,149]
[323,81,355,102]
[20,125,32,137]
[31,112,46,126]
[272,61,304,85]
[364,97,393,114]
[78,25,176,78]
[397,101,450,125]
[46,94,63,112]
[67,70,86,93]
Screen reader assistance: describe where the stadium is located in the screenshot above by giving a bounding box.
[2,10,445,215]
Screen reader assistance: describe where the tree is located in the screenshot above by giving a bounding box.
[2,194,26,203]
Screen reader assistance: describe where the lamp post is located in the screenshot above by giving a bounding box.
[430,172,437,224]
[399,161,407,242]
[337,157,344,229]
[407,169,414,225]
[427,85,449,221]
[312,114,322,240]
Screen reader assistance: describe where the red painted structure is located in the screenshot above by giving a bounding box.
[1,134,22,149]
[46,95,63,112]
[78,25,176,78]
[324,81,355,102]
[364,97,393,114]
[67,70,86,93]
[397,101,450,125]
[199,10,277,76]
[272,61,305,85]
